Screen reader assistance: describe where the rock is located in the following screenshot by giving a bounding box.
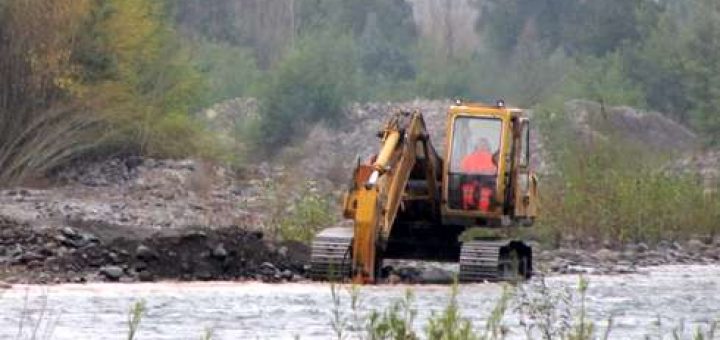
[100,266,124,281]
[550,259,568,272]
[108,252,123,264]
[182,230,207,240]
[687,239,707,253]
[566,265,598,274]
[620,250,636,261]
[8,245,22,258]
[135,244,155,260]
[212,244,228,259]
[119,276,136,283]
[134,261,148,270]
[195,270,213,281]
[18,251,46,263]
[420,267,454,284]
[281,270,293,281]
[278,246,288,257]
[259,262,279,282]
[595,248,618,262]
[703,248,719,260]
[61,227,80,239]
[260,262,278,275]
[40,243,56,256]
[137,270,154,282]
[0,282,11,289]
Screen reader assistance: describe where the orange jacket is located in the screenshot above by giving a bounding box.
[460,150,496,174]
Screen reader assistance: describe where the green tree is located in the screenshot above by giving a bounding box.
[75,0,207,156]
[297,0,417,81]
[255,32,359,150]
[683,0,720,144]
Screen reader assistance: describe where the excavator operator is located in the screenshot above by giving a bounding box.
[459,137,497,211]
[460,137,497,174]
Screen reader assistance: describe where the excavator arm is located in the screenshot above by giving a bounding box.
[342,111,440,283]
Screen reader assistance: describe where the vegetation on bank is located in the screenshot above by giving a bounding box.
[533,100,720,247]
[1,0,719,243]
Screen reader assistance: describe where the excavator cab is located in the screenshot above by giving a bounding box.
[446,116,502,213]
[442,102,537,226]
[310,100,537,284]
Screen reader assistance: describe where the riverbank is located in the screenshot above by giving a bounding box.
[2,213,718,285]
[0,154,718,285]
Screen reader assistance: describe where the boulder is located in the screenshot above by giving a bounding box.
[135,244,156,260]
[595,248,619,262]
[420,267,454,284]
[100,266,124,281]
[212,244,228,259]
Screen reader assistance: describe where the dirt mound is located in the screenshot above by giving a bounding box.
[0,157,265,230]
[288,99,702,187]
[0,216,309,284]
[286,100,451,187]
[564,100,698,151]
[666,150,720,190]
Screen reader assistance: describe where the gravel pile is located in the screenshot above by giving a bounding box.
[0,157,273,230]
[0,217,308,284]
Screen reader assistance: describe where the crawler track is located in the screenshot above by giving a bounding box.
[459,239,532,282]
[308,227,353,281]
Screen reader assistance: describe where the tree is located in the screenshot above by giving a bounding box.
[684,0,720,143]
[256,32,359,149]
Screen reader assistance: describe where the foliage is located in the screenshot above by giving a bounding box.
[189,40,261,105]
[515,274,573,339]
[533,102,720,246]
[414,49,479,101]
[0,0,100,185]
[0,0,217,185]
[319,277,622,340]
[77,0,209,157]
[557,53,646,108]
[425,283,475,340]
[367,289,418,340]
[621,0,720,142]
[255,31,359,150]
[127,299,146,340]
[262,180,336,244]
[479,0,653,57]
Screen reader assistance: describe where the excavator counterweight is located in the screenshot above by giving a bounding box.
[310,102,538,283]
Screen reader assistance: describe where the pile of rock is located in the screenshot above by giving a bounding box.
[536,238,720,275]
[0,216,308,284]
[0,157,265,230]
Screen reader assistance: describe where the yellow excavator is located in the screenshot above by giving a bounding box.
[309,100,538,283]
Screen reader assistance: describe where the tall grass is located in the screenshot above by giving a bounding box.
[323,277,718,340]
[0,0,101,186]
[261,180,337,244]
[533,102,720,247]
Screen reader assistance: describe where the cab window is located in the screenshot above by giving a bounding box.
[519,120,530,168]
[449,116,502,175]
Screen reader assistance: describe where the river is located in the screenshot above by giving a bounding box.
[1,265,719,339]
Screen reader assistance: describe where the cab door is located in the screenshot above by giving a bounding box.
[513,118,537,223]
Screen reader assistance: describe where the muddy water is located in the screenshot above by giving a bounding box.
[1,265,719,340]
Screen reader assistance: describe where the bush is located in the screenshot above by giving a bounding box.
[263,181,337,244]
[255,32,360,150]
[189,40,261,105]
[557,52,646,108]
[534,104,720,246]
